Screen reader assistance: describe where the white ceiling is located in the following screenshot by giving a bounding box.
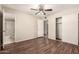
[2,4,79,18]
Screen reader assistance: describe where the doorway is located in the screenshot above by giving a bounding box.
[5,19,15,44]
[56,17,62,41]
[44,20,48,38]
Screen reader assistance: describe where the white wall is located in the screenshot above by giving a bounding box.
[48,8,79,45]
[62,13,78,45]
[37,19,44,37]
[3,8,38,44]
[15,12,37,42]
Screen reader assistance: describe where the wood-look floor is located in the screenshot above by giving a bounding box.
[0,37,79,54]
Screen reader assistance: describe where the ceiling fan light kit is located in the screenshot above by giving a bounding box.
[30,4,53,15]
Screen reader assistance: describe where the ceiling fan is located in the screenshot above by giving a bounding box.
[30,4,53,16]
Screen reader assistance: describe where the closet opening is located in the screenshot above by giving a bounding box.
[56,17,62,41]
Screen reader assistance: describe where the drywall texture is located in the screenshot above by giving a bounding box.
[48,8,79,45]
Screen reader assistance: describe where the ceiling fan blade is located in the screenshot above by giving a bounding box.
[35,11,40,15]
[45,9,52,11]
[31,8,38,11]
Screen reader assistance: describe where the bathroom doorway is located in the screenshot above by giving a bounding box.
[5,18,15,44]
